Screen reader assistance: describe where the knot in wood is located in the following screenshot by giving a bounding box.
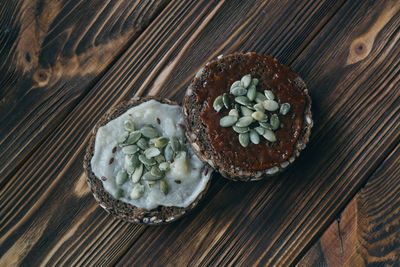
[33,69,50,86]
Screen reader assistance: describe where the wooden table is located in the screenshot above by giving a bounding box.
[1,0,399,266]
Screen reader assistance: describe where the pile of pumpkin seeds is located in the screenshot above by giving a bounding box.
[114,120,183,200]
[213,74,291,147]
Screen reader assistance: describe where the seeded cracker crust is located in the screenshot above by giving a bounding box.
[183,52,313,181]
[83,96,212,225]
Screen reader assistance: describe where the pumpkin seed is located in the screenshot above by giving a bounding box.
[247,84,257,101]
[222,93,230,109]
[159,162,170,171]
[124,120,135,132]
[131,163,143,183]
[240,106,253,116]
[230,80,241,91]
[155,154,165,163]
[143,171,162,181]
[259,121,272,129]
[241,74,252,88]
[235,116,254,127]
[232,125,250,133]
[137,138,149,150]
[250,129,260,144]
[129,154,140,168]
[255,92,267,103]
[264,90,275,100]
[139,154,156,166]
[160,180,169,195]
[144,147,160,158]
[231,86,247,96]
[117,131,129,143]
[140,126,159,138]
[270,114,280,130]
[116,188,125,199]
[116,169,128,185]
[125,131,141,145]
[122,145,139,154]
[154,136,169,148]
[254,103,265,112]
[220,115,238,127]
[235,96,252,106]
[280,103,291,115]
[263,100,279,111]
[251,111,267,121]
[151,165,164,178]
[213,95,224,112]
[229,109,239,117]
[170,136,181,152]
[263,129,277,142]
[239,132,250,147]
[254,126,265,135]
[252,78,259,86]
[164,143,174,162]
[130,184,144,199]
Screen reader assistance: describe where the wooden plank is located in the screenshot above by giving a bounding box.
[298,142,400,266]
[0,0,349,265]
[0,0,168,184]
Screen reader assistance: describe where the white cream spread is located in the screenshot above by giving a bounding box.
[91,100,211,210]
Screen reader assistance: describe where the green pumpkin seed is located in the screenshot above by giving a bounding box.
[144,147,160,158]
[220,115,238,127]
[160,180,169,195]
[232,125,249,133]
[222,93,230,109]
[229,109,239,117]
[259,121,272,130]
[241,74,252,88]
[124,120,135,132]
[254,126,265,135]
[264,90,275,100]
[235,96,252,106]
[122,145,139,154]
[255,92,267,103]
[116,169,128,185]
[252,78,259,86]
[240,106,253,116]
[231,86,247,96]
[125,131,141,145]
[213,95,224,112]
[270,114,280,130]
[130,184,144,199]
[170,136,181,152]
[159,162,170,171]
[235,116,254,127]
[280,103,291,115]
[117,131,129,143]
[140,126,159,138]
[263,129,277,142]
[151,165,164,178]
[254,103,265,112]
[131,163,143,183]
[139,154,156,166]
[137,138,149,150]
[143,171,162,181]
[164,143,174,162]
[263,100,279,111]
[154,136,169,148]
[155,154,165,163]
[239,132,250,147]
[251,111,267,121]
[247,84,257,101]
[230,80,241,90]
[116,188,124,199]
[250,129,260,144]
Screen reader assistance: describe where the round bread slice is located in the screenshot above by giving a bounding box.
[183,52,313,181]
[84,96,212,224]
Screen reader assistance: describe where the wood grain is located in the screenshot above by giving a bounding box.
[0,0,168,184]
[298,143,400,266]
[1,0,400,266]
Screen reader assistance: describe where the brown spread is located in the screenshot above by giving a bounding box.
[196,53,306,170]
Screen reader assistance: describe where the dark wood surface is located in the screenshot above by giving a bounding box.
[1,0,399,266]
